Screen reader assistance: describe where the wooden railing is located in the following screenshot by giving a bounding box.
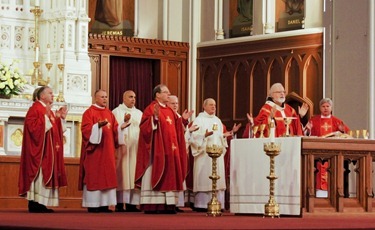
[301,137,375,213]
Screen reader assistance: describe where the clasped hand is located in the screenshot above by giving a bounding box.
[98,119,108,128]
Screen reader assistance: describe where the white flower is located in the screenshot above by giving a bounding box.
[0,58,27,96]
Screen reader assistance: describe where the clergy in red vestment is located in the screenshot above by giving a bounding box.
[18,86,68,213]
[79,89,128,213]
[167,95,194,212]
[135,84,188,214]
[305,98,350,198]
[242,83,304,138]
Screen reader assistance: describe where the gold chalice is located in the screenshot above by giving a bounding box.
[252,125,259,138]
[283,117,293,137]
[355,130,360,139]
[259,124,266,138]
[362,129,369,139]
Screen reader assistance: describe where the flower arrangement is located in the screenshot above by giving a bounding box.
[0,58,28,98]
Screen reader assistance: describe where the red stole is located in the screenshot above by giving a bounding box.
[18,101,67,196]
[78,105,119,191]
[135,101,187,191]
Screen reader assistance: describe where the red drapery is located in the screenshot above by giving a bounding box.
[109,56,156,111]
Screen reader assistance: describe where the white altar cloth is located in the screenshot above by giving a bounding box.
[230,137,301,215]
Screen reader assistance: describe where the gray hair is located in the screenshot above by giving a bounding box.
[319,98,333,107]
[203,98,215,106]
[268,83,284,97]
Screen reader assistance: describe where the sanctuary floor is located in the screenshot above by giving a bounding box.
[1,207,375,229]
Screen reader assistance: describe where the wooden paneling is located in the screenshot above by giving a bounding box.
[0,156,82,209]
[197,33,323,132]
[88,34,190,113]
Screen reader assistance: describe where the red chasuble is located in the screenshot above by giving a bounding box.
[242,102,303,138]
[135,101,187,191]
[308,115,350,191]
[308,115,350,137]
[18,101,67,196]
[78,105,119,191]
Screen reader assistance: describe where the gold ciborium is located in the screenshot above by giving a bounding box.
[206,144,223,217]
[263,142,281,218]
[283,117,293,137]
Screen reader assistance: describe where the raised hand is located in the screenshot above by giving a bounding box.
[124,113,131,123]
[246,113,254,125]
[189,124,199,133]
[56,105,68,119]
[182,109,194,120]
[305,121,313,131]
[231,123,242,134]
[205,129,213,138]
[298,103,309,118]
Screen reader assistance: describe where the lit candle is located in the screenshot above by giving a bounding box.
[35,0,40,7]
[47,44,51,63]
[59,44,64,64]
[35,46,39,62]
[269,119,275,143]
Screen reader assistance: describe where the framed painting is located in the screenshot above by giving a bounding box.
[88,0,135,36]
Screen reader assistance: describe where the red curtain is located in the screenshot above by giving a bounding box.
[109,56,155,111]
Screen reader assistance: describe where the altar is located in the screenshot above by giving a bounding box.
[230,137,301,215]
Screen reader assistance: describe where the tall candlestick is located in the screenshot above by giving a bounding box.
[47,44,51,63]
[35,46,39,62]
[59,44,64,64]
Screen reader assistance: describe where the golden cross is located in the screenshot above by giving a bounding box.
[322,122,332,132]
[166,116,172,125]
[172,143,177,151]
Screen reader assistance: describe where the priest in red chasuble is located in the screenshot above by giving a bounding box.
[18,86,68,213]
[79,89,128,213]
[135,84,188,214]
[242,83,305,138]
[305,98,350,198]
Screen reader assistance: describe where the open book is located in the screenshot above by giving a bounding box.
[321,131,352,138]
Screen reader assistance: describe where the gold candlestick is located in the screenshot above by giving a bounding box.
[264,142,281,218]
[32,61,40,86]
[206,144,223,217]
[56,64,65,102]
[45,63,52,85]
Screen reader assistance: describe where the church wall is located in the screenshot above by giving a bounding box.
[328,0,370,132]
[137,0,162,39]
